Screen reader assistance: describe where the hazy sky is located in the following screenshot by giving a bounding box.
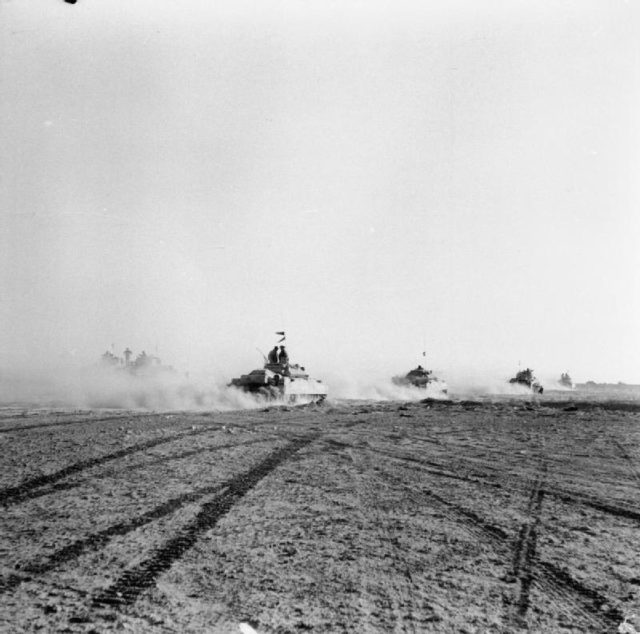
[1,0,639,384]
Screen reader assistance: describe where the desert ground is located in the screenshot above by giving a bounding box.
[1,393,639,633]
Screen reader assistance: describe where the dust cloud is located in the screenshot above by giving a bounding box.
[444,372,539,398]
[326,374,449,402]
[0,360,548,411]
[325,369,542,402]
[0,364,268,411]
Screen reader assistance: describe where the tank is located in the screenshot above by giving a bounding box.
[100,348,176,377]
[558,372,575,389]
[392,365,448,395]
[229,353,328,404]
[509,368,543,394]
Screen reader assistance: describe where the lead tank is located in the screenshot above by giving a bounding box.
[392,365,448,395]
[229,354,328,404]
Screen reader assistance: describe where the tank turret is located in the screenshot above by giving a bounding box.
[509,368,543,393]
[392,363,448,395]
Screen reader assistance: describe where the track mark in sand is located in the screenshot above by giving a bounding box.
[0,414,148,435]
[508,468,546,624]
[17,436,276,507]
[365,446,504,490]
[0,440,280,595]
[93,434,319,608]
[0,426,223,507]
[0,481,231,596]
[346,451,438,630]
[429,490,622,631]
[112,436,276,475]
[548,489,640,523]
[373,464,623,632]
[322,438,354,451]
[535,560,624,626]
[612,439,640,487]
[366,445,640,524]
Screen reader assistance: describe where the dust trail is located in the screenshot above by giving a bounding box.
[0,366,269,411]
[446,377,536,399]
[326,375,449,402]
[324,368,542,402]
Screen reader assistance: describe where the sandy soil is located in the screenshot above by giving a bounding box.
[1,396,639,633]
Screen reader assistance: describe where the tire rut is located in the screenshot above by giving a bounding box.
[371,457,623,632]
[92,434,319,608]
[6,438,274,506]
[611,439,640,487]
[346,449,425,631]
[2,436,274,508]
[365,446,503,489]
[0,414,150,435]
[0,480,229,596]
[0,426,224,506]
[364,444,640,524]
[106,436,277,476]
[507,467,546,625]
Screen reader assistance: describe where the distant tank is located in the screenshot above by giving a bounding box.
[558,372,575,389]
[100,348,175,377]
[509,368,543,394]
[392,364,448,395]
[229,345,328,404]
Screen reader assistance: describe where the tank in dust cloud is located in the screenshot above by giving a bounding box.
[229,352,328,404]
[509,368,544,394]
[558,372,575,389]
[100,348,176,377]
[392,365,448,395]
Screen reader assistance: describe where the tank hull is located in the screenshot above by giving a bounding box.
[392,367,448,395]
[509,379,543,394]
[229,364,328,403]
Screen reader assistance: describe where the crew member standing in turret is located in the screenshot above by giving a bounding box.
[268,346,279,364]
[278,345,289,365]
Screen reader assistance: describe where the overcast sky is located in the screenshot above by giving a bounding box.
[1,0,639,384]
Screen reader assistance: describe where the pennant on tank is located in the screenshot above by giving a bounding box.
[276,331,286,343]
